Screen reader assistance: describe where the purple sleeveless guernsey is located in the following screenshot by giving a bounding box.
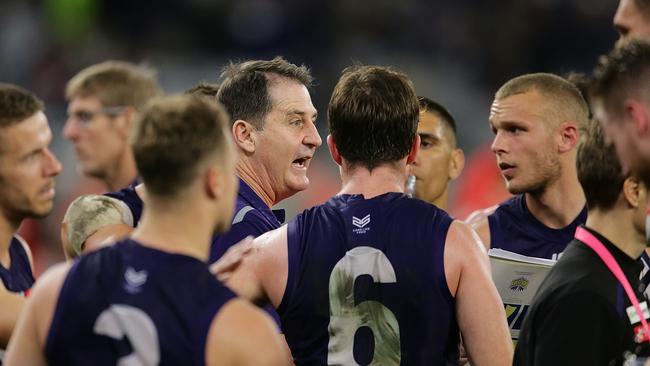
[488,194,587,260]
[104,184,143,226]
[0,237,33,366]
[104,178,284,326]
[45,239,236,366]
[279,192,459,365]
[0,236,34,295]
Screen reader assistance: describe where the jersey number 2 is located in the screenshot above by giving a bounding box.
[327,246,401,365]
[94,304,160,366]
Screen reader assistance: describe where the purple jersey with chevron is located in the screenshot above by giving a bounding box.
[103,179,285,262]
[279,192,459,365]
[209,178,284,262]
[45,239,236,366]
[209,178,284,327]
[104,178,283,326]
[488,194,587,260]
[0,236,34,294]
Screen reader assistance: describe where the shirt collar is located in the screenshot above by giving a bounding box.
[580,225,644,273]
[237,178,285,224]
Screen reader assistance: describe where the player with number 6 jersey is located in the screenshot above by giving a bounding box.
[218,65,512,365]
[282,193,458,364]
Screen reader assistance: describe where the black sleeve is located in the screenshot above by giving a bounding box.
[525,292,624,366]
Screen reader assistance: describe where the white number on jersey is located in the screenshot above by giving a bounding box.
[93,304,160,366]
[327,246,401,365]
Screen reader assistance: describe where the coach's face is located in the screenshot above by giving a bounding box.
[0,112,62,221]
[489,91,562,194]
[253,78,321,203]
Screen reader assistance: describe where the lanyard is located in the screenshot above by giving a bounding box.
[575,226,650,343]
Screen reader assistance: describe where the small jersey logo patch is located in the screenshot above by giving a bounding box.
[352,215,371,234]
[352,215,370,228]
[123,267,148,294]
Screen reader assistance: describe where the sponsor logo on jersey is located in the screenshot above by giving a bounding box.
[123,267,148,294]
[509,277,529,292]
[352,214,371,234]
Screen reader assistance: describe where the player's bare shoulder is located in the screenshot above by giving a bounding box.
[206,298,287,366]
[255,224,287,244]
[3,261,72,365]
[29,262,73,322]
[444,220,490,296]
[464,204,498,250]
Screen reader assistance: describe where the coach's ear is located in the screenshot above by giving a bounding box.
[327,135,342,166]
[232,120,256,154]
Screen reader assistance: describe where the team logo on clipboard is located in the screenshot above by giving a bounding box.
[509,277,529,292]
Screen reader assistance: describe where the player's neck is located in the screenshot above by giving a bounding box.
[236,159,275,208]
[0,215,19,268]
[431,190,449,211]
[104,152,138,191]
[131,197,213,261]
[586,209,646,259]
[525,173,585,229]
[338,162,408,198]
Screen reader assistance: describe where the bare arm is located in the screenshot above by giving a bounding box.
[466,207,494,251]
[206,298,290,366]
[4,262,71,366]
[221,226,288,308]
[0,236,34,347]
[0,282,24,348]
[82,224,133,254]
[445,221,512,366]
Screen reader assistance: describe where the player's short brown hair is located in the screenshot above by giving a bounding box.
[131,95,231,197]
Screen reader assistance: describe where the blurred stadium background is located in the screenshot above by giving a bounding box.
[0,0,619,272]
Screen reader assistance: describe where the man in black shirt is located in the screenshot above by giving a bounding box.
[514,118,650,365]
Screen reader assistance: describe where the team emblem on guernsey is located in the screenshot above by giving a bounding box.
[352,214,371,234]
[123,267,148,294]
[509,277,529,292]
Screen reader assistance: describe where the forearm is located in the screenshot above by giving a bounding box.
[0,290,25,347]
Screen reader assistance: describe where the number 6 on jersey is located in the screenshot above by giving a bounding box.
[327,246,401,365]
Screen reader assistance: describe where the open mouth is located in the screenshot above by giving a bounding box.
[498,162,515,178]
[292,157,310,169]
[39,183,56,199]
